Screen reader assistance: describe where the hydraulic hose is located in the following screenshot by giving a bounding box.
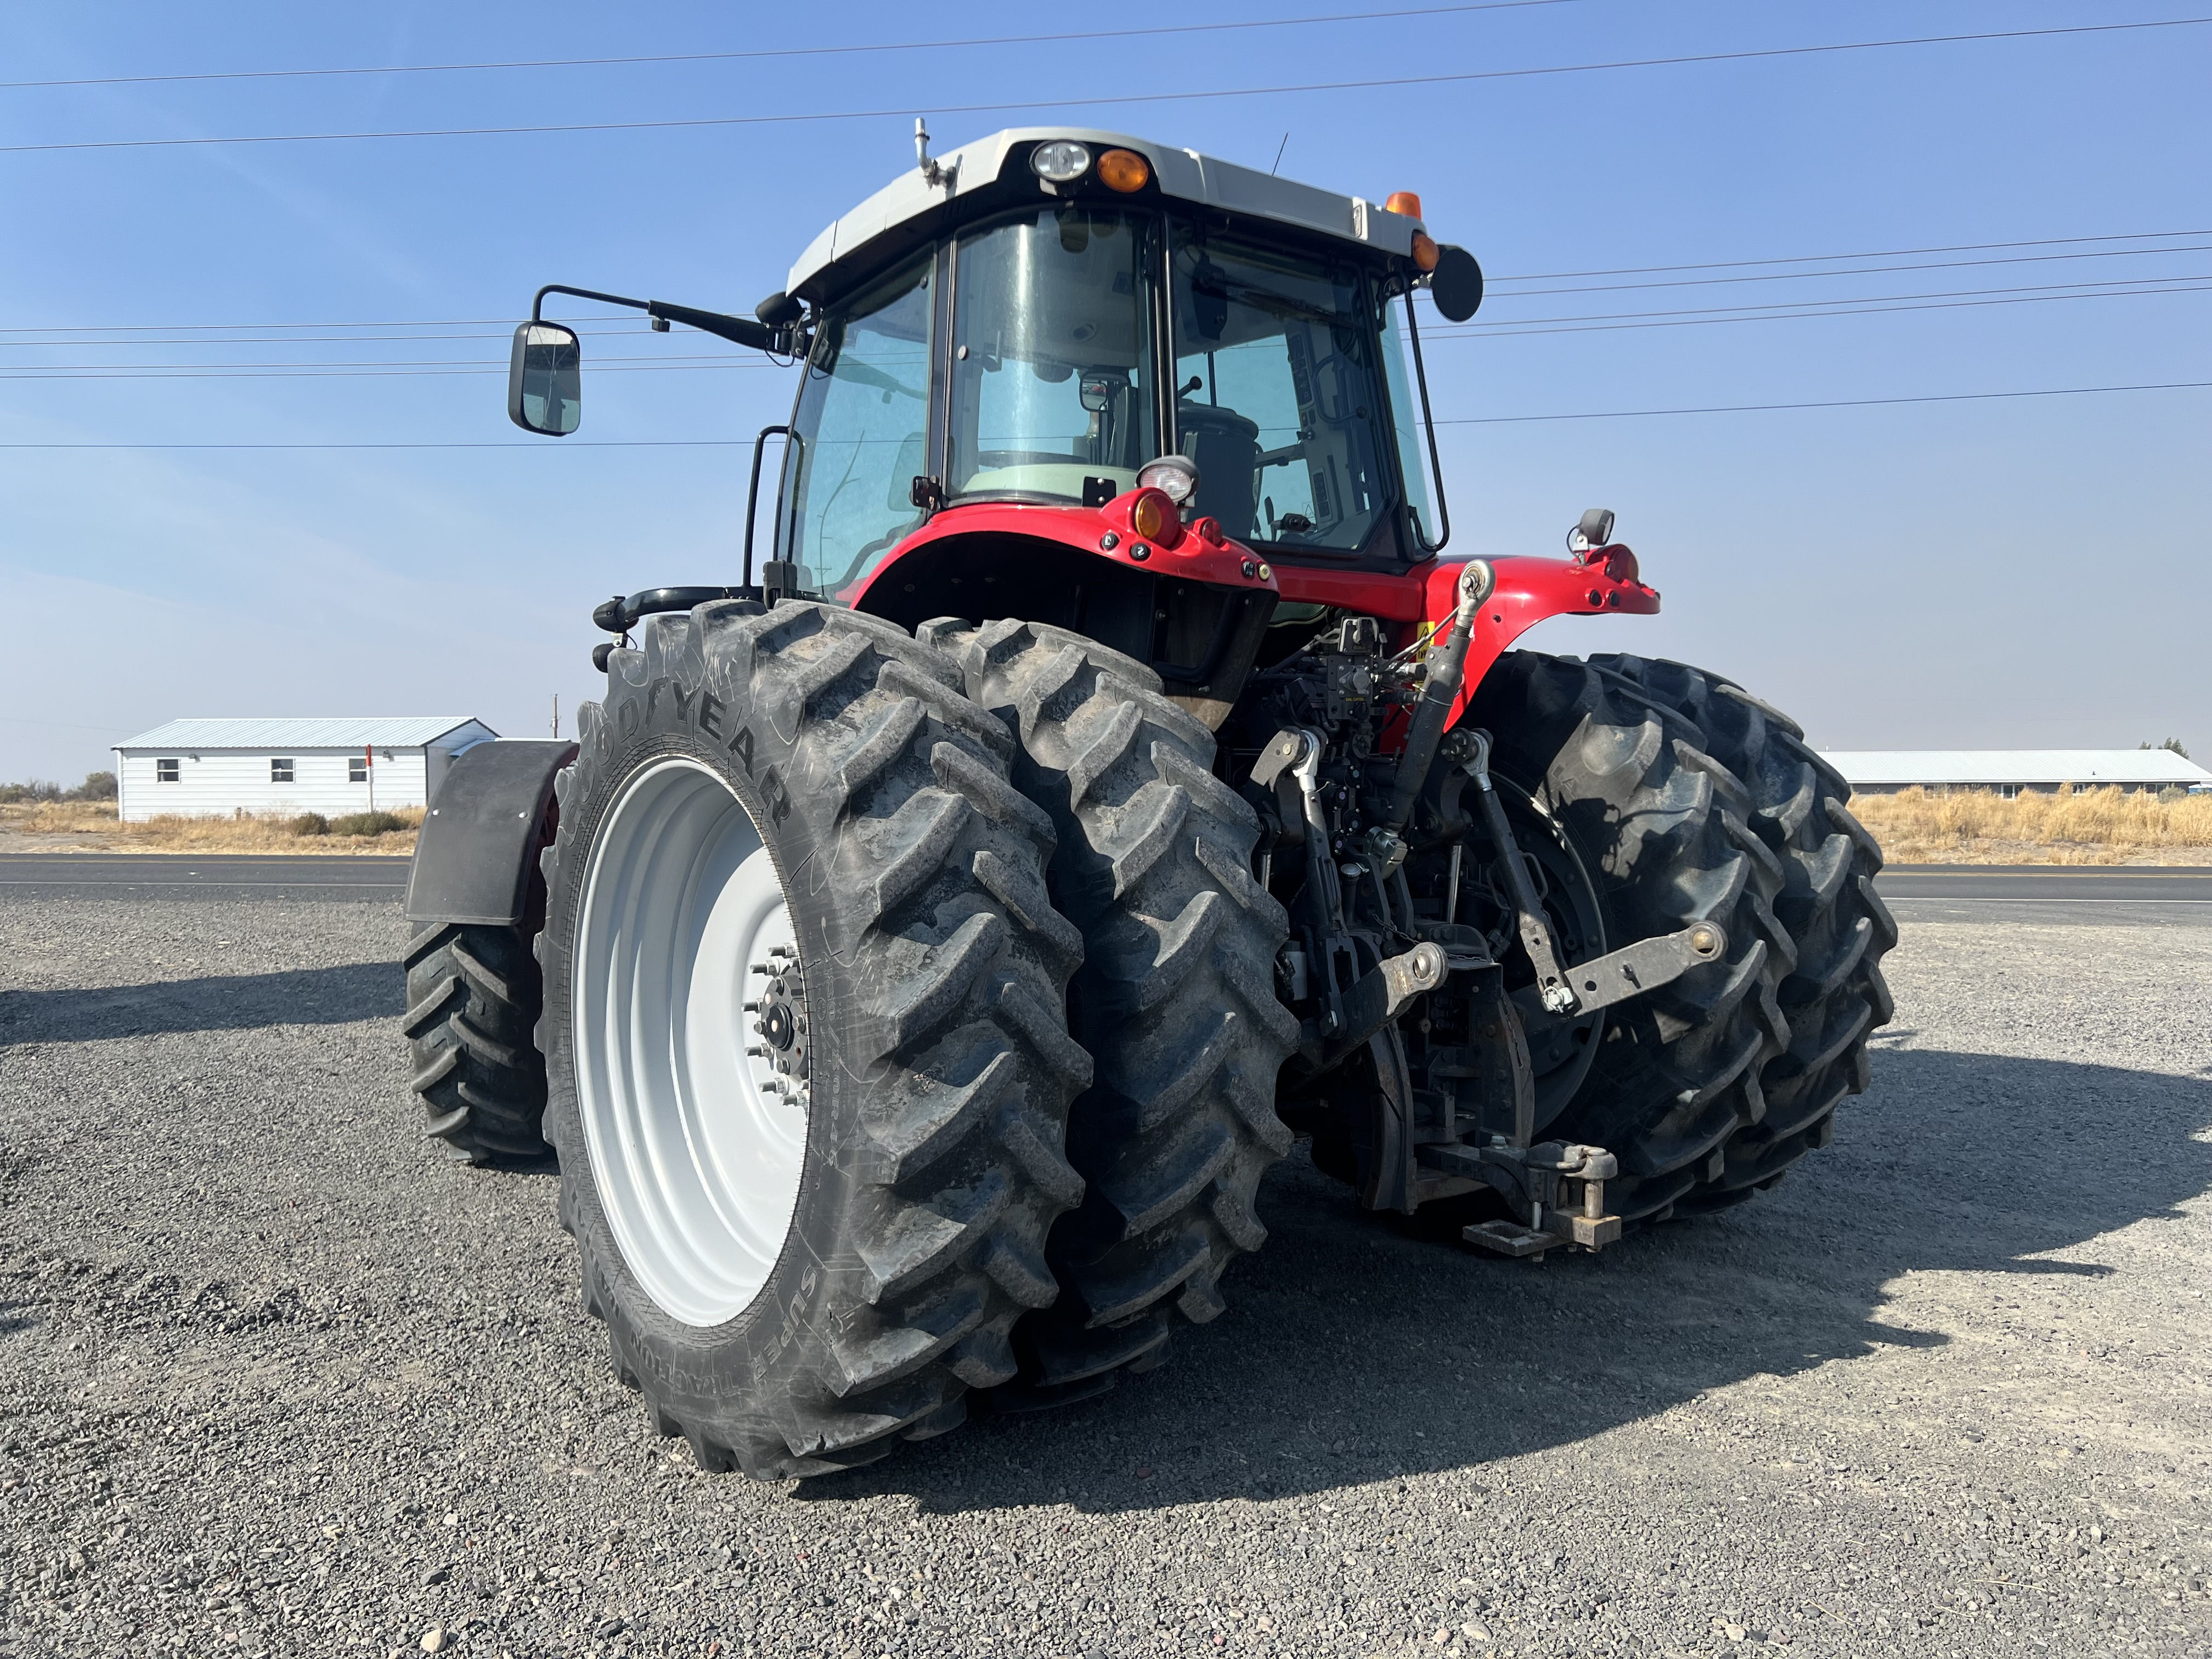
[1380,559,1494,836]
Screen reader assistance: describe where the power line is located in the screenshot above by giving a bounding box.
[3,380,2205,446]
[1489,242,2212,300]
[1430,274,2212,335]
[0,0,1584,91]
[5,18,2204,156]
[12,228,2208,337]
[1481,228,2212,284]
[0,353,755,373]
[7,278,2204,377]
[1431,380,2212,425]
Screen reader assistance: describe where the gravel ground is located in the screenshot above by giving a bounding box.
[1,893,2207,1659]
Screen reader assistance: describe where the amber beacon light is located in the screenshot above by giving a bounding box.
[1384,190,1424,218]
[1097,149,1152,192]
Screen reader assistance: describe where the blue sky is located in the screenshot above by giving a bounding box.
[3,0,2207,781]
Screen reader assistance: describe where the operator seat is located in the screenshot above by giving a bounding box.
[1175,402,1261,542]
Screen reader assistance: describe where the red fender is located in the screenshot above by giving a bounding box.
[1272,549,1660,731]
[847,494,1655,736]
[842,490,1280,608]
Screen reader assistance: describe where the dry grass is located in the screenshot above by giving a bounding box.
[1851,786,2212,865]
[0,799,420,855]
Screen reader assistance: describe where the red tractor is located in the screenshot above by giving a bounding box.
[402,126,1893,1479]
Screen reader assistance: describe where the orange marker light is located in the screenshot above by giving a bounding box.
[1384,191,1424,220]
[1131,491,1169,540]
[1411,232,1440,272]
[1097,149,1151,192]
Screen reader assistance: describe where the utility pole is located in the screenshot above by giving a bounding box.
[552,693,560,740]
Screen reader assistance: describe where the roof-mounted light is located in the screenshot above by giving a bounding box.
[1029,140,1092,184]
[1410,233,1440,272]
[1097,149,1152,193]
[1384,191,1424,220]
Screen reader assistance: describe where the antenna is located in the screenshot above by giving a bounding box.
[1271,133,1290,175]
[915,118,953,188]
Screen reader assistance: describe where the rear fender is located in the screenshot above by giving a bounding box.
[1273,548,1659,732]
[1447,547,1661,718]
[404,740,577,927]
[849,497,1279,725]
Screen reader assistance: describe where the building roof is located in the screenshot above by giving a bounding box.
[116,716,494,752]
[788,127,1424,300]
[1819,749,2212,787]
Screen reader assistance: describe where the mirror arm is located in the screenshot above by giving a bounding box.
[530,284,786,354]
[530,283,648,322]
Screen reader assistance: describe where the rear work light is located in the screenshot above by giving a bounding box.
[1030,140,1092,183]
[1096,149,1151,192]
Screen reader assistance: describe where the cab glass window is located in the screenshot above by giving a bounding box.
[947,209,1159,506]
[777,256,934,596]
[1170,227,1393,552]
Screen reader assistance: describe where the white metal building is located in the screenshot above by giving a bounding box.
[113,717,498,822]
[1820,749,2212,798]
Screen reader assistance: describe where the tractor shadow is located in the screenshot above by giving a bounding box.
[809,1045,2212,1515]
[0,963,401,1046]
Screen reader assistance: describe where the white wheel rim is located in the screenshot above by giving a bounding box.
[573,757,808,1328]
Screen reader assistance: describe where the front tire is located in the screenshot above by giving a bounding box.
[538,602,1091,1478]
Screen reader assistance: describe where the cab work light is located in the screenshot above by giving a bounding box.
[1030,141,1092,183]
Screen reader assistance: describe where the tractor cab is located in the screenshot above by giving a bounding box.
[766,128,1481,598]
[510,128,1484,709]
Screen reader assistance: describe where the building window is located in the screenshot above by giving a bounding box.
[270,758,295,783]
[156,758,180,783]
[349,757,368,783]
[1999,783,2021,800]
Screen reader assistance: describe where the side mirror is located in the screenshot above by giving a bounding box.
[507,322,581,435]
[1429,246,1484,323]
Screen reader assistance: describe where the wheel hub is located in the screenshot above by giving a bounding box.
[747,946,809,1107]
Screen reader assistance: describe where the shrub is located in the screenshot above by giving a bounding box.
[66,771,117,802]
[330,809,407,837]
[0,780,61,805]
[292,812,331,836]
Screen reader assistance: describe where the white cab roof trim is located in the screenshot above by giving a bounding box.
[788,127,1424,297]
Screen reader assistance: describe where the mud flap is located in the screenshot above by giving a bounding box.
[404,740,576,926]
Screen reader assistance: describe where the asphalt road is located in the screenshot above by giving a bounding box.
[1880,865,2212,902]
[2,885,2208,1659]
[0,853,410,901]
[5,853,2210,907]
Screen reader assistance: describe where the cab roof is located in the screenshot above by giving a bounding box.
[787,126,1429,304]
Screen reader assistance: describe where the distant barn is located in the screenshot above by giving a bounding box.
[1819,749,2212,799]
[112,717,498,822]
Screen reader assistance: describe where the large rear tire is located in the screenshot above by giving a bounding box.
[1581,652,1897,1211]
[1467,650,1893,1222]
[537,602,1090,1478]
[923,618,1297,1403]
